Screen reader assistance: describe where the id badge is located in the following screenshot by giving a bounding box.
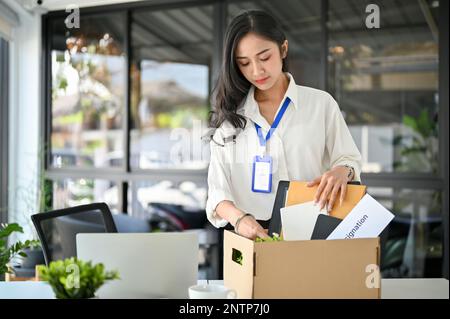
[251,155,273,193]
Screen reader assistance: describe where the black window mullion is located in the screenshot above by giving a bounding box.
[439,0,449,279]
[119,9,132,214]
[41,14,53,215]
[0,38,9,224]
[320,0,329,92]
[124,9,132,175]
[210,0,226,91]
[43,14,52,172]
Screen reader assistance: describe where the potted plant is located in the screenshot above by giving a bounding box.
[37,257,119,299]
[10,141,54,276]
[17,240,45,270]
[10,177,51,277]
[0,223,40,281]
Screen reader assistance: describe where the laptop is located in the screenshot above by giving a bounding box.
[76,232,198,299]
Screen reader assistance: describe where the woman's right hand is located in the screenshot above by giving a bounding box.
[235,214,269,240]
[214,200,270,240]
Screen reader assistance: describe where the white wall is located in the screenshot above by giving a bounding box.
[6,0,42,241]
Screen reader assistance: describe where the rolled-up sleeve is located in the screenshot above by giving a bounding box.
[205,131,235,228]
[325,96,362,182]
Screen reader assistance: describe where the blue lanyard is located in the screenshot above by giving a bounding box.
[254,96,291,147]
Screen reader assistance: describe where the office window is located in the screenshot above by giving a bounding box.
[370,187,442,277]
[45,4,217,213]
[52,178,119,213]
[50,13,126,168]
[328,0,439,173]
[130,5,213,170]
[41,1,448,279]
[128,180,207,220]
[227,0,322,88]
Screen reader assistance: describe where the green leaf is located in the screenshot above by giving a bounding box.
[417,109,432,137]
[403,115,418,132]
[0,223,24,239]
[255,233,283,242]
[0,224,44,276]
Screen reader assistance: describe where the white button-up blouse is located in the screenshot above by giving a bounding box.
[206,73,362,228]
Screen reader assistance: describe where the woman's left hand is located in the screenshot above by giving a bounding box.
[307,166,351,212]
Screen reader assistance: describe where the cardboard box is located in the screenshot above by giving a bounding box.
[224,230,381,299]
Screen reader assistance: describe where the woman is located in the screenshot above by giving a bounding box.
[206,10,362,240]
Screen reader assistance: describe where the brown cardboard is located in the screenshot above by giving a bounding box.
[286,181,367,219]
[223,229,255,298]
[224,230,381,299]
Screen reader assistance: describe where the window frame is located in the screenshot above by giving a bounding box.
[438,0,449,279]
[42,0,222,212]
[41,0,448,277]
[0,38,9,224]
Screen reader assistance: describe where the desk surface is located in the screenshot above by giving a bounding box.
[0,278,448,299]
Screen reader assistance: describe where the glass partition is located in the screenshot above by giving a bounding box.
[50,13,126,168]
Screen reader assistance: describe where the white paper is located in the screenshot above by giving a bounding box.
[253,161,271,191]
[280,201,328,240]
[327,194,395,240]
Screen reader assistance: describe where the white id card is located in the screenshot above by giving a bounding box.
[251,155,273,193]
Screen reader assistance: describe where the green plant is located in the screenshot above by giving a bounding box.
[38,257,119,299]
[393,108,438,173]
[255,233,283,242]
[0,223,40,277]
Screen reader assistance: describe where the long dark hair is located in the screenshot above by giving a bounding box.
[209,10,289,129]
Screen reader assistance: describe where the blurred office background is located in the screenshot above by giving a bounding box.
[0,0,448,279]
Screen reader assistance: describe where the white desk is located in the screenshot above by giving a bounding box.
[0,279,448,299]
[379,278,449,299]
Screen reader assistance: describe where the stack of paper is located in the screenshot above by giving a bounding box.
[280,194,395,241]
[280,201,328,240]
